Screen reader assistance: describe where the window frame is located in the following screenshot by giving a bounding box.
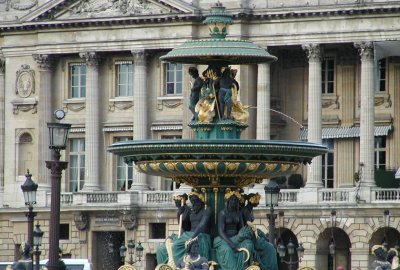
[321,58,335,95]
[377,58,387,92]
[115,60,134,97]
[69,63,87,99]
[321,139,334,188]
[68,138,86,192]
[374,136,386,169]
[114,136,134,191]
[164,62,183,96]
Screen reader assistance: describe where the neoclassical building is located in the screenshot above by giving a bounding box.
[0,0,399,269]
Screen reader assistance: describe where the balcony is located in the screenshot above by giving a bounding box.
[37,187,400,211]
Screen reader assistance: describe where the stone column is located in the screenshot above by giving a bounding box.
[249,63,271,194]
[33,54,55,191]
[0,59,4,193]
[131,50,148,190]
[182,64,194,139]
[355,42,376,187]
[302,44,323,188]
[256,63,271,140]
[79,52,101,191]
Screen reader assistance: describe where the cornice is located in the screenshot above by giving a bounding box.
[0,2,399,32]
[245,4,400,20]
[0,13,204,32]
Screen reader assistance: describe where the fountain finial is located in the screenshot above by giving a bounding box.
[203,2,233,39]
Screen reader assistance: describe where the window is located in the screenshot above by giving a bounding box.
[70,63,86,98]
[377,58,386,92]
[69,138,85,192]
[116,61,134,97]
[115,137,134,191]
[149,223,166,239]
[59,223,70,240]
[161,135,182,140]
[374,136,386,169]
[322,139,334,188]
[321,58,335,94]
[165,63,182,95]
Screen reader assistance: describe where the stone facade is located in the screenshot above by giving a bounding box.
[0,0,399,269]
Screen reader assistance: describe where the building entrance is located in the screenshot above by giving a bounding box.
[93,231,125,270]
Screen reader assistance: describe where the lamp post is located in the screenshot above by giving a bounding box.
[329,210,336,270]
[278,238,305,270]
[33,223,44,270]
[120,240,144,265]
[21,170,38,248]
[264,180,280,245]
[46,120,71,270]
[382,209,390,251]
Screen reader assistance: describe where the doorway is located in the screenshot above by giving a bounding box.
[93,231,125,270]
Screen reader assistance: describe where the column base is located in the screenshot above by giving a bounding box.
[298,187,320,204]
[129,183,150,191]
[304,182,323,188]
[81,183,101,192]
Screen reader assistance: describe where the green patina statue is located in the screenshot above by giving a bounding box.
[189,67,204,121]
[156,189,212,268]
[178,237,209,270]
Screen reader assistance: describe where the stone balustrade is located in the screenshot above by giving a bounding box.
[38,187,400,210]
[372,188,400,202]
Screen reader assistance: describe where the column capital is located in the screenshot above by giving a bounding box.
[354,41,374,61]
[33,54,56,71]
[131,49,147,66]
[79,51,101,66]
[0,58,4,74]
[302,43,322,62]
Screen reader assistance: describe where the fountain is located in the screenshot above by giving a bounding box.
[108,3,328,270]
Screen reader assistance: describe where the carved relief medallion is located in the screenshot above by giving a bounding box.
[15,65,35,98]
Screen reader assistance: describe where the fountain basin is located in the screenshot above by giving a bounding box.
[108,139,328,188]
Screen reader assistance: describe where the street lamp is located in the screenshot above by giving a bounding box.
[46,119,71,270]
[329,210,336,269]
[21,170,38,248]
[278,238,305,270]
[264,180,280,245]
[33,223,44,270]
[120,240,144,265]
[382,209,390,251]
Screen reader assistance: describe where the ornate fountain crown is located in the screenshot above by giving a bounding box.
[248,193,261,204]
[224,188,242,201]
[189,189,206,203]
